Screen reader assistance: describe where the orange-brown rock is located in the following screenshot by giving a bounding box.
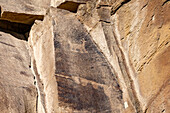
[111,0,170,112]
[0,0,169,113]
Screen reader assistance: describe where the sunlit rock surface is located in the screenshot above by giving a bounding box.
[0,31,36,113]
[0,0,169,112]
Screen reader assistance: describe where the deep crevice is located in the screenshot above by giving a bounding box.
[162,0,170,6]
[97,5,111,9]
[111,0,131,15]
[33,59,47,113]
[144,108,148,113]
[111,29,142,113]
[0,19,31,34]
[0,11,44,41]
[36,90,38,112]
[99,20,111,23]
[57,1,84,13]
[0,6,1,17]
[0,20,30,41]
[141,0,149,10]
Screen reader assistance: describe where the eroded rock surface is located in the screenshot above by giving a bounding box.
[0,31,36,113]
[28,16,59,113]
[0,0,50,15]
[110,0,170,112]
[0,0,169,113]
[51,8,124,112]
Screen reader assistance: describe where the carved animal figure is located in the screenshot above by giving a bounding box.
[68,39,88,53]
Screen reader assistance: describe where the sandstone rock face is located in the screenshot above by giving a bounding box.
[50,8,123,112]
[28,16,59,113]
[0,0,50,15]
[0,0,169,113]
[110,0,170,112]
[0,31,36,113]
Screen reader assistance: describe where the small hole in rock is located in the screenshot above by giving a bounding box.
[162,109,165,112]
[91,67,94,69]
[34,81,36,85]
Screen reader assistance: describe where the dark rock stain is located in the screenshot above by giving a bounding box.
[53,9,123,112]
[0,41,15,47]
[13,55,23,61]
[56,76,112,112]
[57,1,81,13]
[20,71,30,77]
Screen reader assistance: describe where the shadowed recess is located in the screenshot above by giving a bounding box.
[1,11,44,25]
[0,6,1,17]
[0,20,31,34]
[57,1,81,13]
[111,0,131,15]
[0,11,44,40]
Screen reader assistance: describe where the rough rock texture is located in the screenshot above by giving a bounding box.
[28,16,59,113]
[110,0,170,112]
[0,0,169,113]
[0,0,50,15]
[51,8,123,112]
[0,31,36,113]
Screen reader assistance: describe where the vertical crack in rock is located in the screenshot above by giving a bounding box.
[115,41,142,113]
[28,15,59,113]
[80,2,143,112]
[36,92,39,112]
[0,0,169,112]
[0,29,37,112]
[0,7,59,113]
[109,0,170,112]
[99,21,142,112]
[76,2,135,112]
[0,11,46,112]
[32,59,47,113]
[106,13,143,112]
[110,3,143,112]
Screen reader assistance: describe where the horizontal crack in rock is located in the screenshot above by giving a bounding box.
[111,0,131,15]
[0,9,44,41]
[57,1,84,13]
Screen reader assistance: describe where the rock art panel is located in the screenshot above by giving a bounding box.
[0,0,169,113]
[51,8,124,112]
